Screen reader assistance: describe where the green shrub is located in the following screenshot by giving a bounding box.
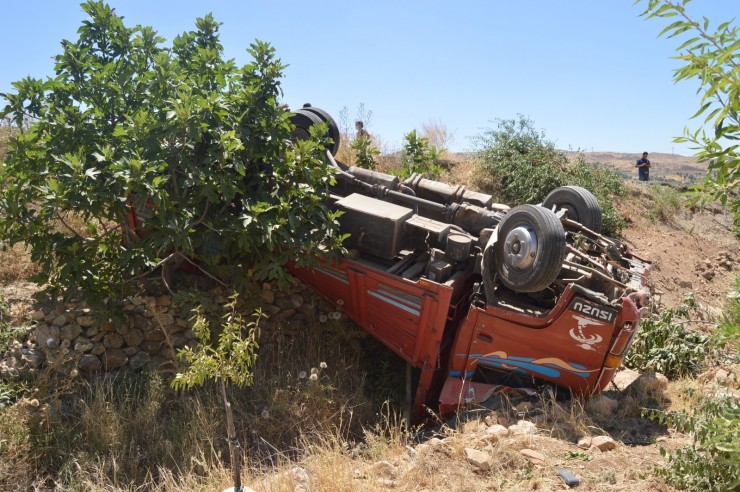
[625,295,713,379]
[648,395,740,492]
[0,1,342,310]
[474,116,626,236]
[400,129,443,179]
[351,135,379,170]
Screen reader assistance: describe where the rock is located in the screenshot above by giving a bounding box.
[168,333,187,347]
[156,295,171,307]
[51,314,68,327]
[129,352,151,370]
[585,394,618,417]
[591,435,617,452]
[678,280,692,289]
[76,315,95,327]
[631,371,669,394]
[21,349,45,368]
[144,329,165,341]
[515,401,534,413]
[60,323,82,340]
[275,297,297,310]
[156,313,175,326]
[290,294,304,309]
[485,424,509,440]
[611,368,641,391]
[144,296,157,310]
[34,324,60,348]
[262,290,276,304]
[79,354,102,372]
[508,420,537,436]
[134,317,151,330]
[124,328,144,347]
[577,436,592,449]
[223,487,256,492]
[520,448,547,463]
[371,460,396,479]
[276,309,296,320]
[259,466,310,492]
[103,333,124,349]
[123,346,140,356]
[46,338,60,349]
[28,310,46,321]
[140,340,163,355]
[464,448,491,471]
[85,325,100,337]
[74,337,94,353]
[103,349,128,370]
[91,342,106,355]
[101,321,116,332]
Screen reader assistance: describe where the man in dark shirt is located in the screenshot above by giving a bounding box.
[636,152,651,181]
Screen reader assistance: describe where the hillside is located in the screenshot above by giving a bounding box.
[565,150,709,184]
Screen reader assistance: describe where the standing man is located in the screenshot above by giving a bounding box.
[636,152,651,181]
[355,120,371,141]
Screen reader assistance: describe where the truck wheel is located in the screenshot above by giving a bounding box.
[543,186,602,233]
[301,105,341,156]
[494,205,566,292]
[289,109,324,141]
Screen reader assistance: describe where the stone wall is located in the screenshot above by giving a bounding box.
[0,279,337,380]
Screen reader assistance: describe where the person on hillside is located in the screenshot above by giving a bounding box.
[635,152,651,181]
[355,120,371,141]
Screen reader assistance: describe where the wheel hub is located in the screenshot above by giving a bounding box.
[503,226,537,270]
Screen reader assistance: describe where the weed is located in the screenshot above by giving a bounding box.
[646,184,683,222]
[565,450,593,461]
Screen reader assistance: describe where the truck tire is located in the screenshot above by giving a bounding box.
[494,205,566,292]
[301,105,341,156]
[543,186,602,233]
[289,109,324,142]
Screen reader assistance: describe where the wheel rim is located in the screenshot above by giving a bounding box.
[503,225,537,270]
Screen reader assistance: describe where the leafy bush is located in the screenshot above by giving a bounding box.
[625,295,713,379]
[648,395,740,492]
[0,1,342,309]
[351,134,379,170]
[400,129,443,179]
[474,116,626,236]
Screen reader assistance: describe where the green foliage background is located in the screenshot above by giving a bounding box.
[474,116,626,236]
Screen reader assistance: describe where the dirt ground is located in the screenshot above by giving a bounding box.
[618,185,738,312]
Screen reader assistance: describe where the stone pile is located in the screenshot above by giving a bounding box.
[695,250,736,281]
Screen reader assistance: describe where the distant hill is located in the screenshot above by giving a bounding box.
[564,150,709,184]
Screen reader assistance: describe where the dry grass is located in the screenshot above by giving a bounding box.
[0,243,39,284]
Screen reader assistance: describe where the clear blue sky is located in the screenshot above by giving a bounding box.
[1,1,738,156]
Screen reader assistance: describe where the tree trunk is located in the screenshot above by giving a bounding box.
[221,380,242,492]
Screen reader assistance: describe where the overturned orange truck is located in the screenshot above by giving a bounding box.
[125,106,652,422]
[286,106,652,422]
